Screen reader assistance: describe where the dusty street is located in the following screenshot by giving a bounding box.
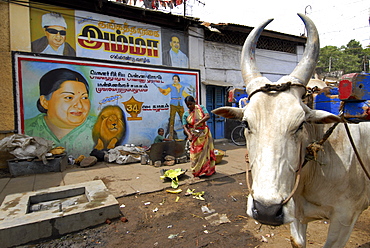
[20,172,370,248]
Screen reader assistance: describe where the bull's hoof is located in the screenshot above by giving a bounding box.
[290,236,304,248]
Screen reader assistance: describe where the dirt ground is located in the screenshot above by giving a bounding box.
[19,173,370,248]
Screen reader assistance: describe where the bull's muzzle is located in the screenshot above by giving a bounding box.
[252,199,284,226]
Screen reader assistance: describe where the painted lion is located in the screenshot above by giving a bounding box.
[92,105,126,150]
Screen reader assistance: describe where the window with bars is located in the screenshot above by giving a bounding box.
[204,29,297,54]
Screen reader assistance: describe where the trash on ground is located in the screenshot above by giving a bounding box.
[204,213,231,226]
[166,188,182,194]
[168,233,179,239]
[192,191,205,200]
[144,202,151,205]
[201,205,215,214]
[107,145,145,164]
[152,207,158,212]
[261,235,268,243]
[230,195,237,201]
[175,196,180,202]
[160,168,186,188]
[191,213,204,219]
[185,188,205,200]
[159,199,166,205]
[120,204,126,208]
[185,188,195,196]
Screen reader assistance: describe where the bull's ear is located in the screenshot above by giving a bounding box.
[307,110,342,124]
[212,107,244,121]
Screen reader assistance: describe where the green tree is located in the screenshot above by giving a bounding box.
[343,39,363,72]
[317,45,342,72]
[318,40,369,74]
[362,46,370,72]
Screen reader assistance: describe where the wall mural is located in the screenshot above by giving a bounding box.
[14,53,199,158]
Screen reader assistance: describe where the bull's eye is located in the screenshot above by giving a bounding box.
[295,121,306,133]
[242,121,250,130]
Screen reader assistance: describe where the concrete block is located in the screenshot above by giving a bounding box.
[7,154,67,177]
[0,180,120,247]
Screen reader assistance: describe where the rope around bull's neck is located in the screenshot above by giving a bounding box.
[342,117,370,180]
[247,82,307,101]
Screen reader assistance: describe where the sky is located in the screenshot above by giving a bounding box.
[185,0,370,48]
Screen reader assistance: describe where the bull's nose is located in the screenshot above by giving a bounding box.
[252,199,284,226]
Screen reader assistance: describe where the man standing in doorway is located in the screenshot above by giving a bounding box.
[163,35,189,68]
[31,13,76,56]
[158,75,189,139]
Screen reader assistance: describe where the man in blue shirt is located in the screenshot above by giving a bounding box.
[158,75,189,139]
[162,36,188,68]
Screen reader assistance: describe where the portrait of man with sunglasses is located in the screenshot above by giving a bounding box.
[31,13,76,56]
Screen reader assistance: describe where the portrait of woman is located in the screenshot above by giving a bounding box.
[25,68,96,157]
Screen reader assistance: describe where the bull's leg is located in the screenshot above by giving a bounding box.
[323,211,361,248]
[290,219,307,248]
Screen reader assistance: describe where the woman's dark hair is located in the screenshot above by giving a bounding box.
[184,95,195,104]
[173,74,180,81]
[37,68,89,113]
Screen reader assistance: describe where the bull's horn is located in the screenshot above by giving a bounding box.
[241,18,273,87]
[290,13,320,85]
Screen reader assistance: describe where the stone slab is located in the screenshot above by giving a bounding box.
[7,154,67,177]
[34,172,64,191]
[0,180,120,248]
[0,178,10,193]
[0,176,35,205]
[62,169,92,185]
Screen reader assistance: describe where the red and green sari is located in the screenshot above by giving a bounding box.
[186,105,216,177]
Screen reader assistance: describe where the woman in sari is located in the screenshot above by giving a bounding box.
[182,96,216,177]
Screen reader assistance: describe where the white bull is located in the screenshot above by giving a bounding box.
[213,13,370,248]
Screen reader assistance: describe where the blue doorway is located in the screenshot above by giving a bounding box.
[206,85,225,139]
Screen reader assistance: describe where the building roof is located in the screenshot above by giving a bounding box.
[32,0,307,45]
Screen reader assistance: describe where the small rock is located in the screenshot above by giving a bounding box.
[105,219,112,224]
[120,217,128,222]
[154,161,162,167]
[80,156,98,168]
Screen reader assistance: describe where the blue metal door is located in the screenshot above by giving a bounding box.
[206,86,225,139]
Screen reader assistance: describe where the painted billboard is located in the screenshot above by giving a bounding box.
[14,53,199,158]
[29,4,189,68]
[75,10,162,64]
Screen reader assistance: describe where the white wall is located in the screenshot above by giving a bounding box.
[202,41,304,86]
[188,28,305,105]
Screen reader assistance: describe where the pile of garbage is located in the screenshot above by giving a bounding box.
[106,145,146,164]
[0,134,54,164]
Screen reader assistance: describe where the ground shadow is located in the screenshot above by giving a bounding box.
[357,242,370,248]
